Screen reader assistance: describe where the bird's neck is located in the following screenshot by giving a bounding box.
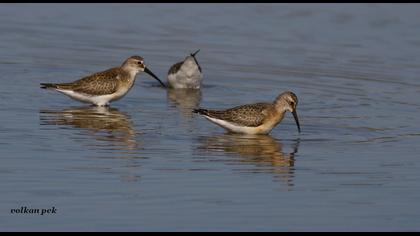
[121,67,139,80]
[274,109,287,124]
[274,99,288,114]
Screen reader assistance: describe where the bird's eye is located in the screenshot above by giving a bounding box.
[137,61,143,65]
[290,101,295,106]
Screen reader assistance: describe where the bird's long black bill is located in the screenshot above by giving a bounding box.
[144,67,166,88]
[292,110,301,133]
[191,49,200,57]
[190,49,202,72]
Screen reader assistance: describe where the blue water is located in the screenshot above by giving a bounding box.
[1,3,420,231]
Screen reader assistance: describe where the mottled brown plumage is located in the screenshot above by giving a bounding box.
[193,91,301,135]
[42,67,126,95]
[40,55,165,106]
[194,103,273,127]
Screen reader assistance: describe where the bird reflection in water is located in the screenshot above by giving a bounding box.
[196,134,300,187]
[39,106,139,151]
[39,106,142,182]
[167,88,202,119]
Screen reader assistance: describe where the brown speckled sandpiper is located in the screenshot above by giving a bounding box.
[40,55,166,106]
[193,91,301,135]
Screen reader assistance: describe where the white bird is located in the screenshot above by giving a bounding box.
[167,49,203,89]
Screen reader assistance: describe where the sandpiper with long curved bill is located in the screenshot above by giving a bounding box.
[167,49,203,89]
[40,55,166,106]
[193,91,301,135]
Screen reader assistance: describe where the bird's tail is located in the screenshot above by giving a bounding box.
[40,83,58,89]
[192,108,209,116]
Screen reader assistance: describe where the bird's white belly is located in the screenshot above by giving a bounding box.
[57,89,128,106]
[205,116,269,134]
[168,68,202,89]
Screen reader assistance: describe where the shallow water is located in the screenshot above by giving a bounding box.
[1,3,420,231]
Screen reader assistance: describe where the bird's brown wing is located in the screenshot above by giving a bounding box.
[195,103,273,127]
[168,61,183,75]
[54,68,122,95]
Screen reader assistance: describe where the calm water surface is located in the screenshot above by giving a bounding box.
[1,3,420,231]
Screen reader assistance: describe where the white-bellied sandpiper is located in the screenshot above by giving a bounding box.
[193,91,301,135]
[167,49,202,89]
[40,55,166,106]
